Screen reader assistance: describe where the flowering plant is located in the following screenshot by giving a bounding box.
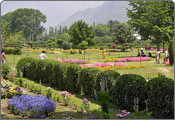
[56,59,88,64]
[116,110,130,119]
[7,95,56,118]
[105,57,151,62]
[59,91,71,106]
[81,62,127,68]
[81,98,89,114]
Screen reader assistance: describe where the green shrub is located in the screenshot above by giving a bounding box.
[52,63,70,90]
[16,57,35,77]
[4,48,22,55]
[97,91,111,119]
[4,48,13,54]
[46,87,52,99]
[110,74,147,112]
[2,64,10,79]
[78,67,101,97]
[66,64,81,92]
[96,70,120,92]
[168,40,174,65]
[146,74,174,119]
[13,48,22,55]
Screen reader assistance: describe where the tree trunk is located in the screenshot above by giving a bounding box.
[157,42,160,51]
[163,43,165,53]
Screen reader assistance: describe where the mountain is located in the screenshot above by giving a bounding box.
[56,1,131,28]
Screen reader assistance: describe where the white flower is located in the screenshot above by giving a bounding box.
[23,91,27,94]
[47,87,51,90]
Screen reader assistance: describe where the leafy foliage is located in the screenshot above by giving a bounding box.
[68,20,95,48]
[146,74,174,119]
[110,74,147,111]
[96,70,120,92]
[168,40,174,65]
[2,8,46,41]
[78,67,100,97]
[127,1,174,50]
[112,23,136,51]
[2,64,10,79]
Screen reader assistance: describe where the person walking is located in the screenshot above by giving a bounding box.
[1,49,6,64]
[102,48,106,59]
[164,49,169,63]
[131,47,133,53]
[39,51,48,60]
[156,51,161,64]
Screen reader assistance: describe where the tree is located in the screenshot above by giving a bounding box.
[78,41,88,50]
[92,24,110,37]
[68,20,95,49]
[112,23,136,51]
[168,40,174,65]
[2,8,46,41]
[107,20,120,35]
[7,31,25,47]
[127,1,174,51]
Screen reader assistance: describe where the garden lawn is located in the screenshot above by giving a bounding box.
[6,48,174,79]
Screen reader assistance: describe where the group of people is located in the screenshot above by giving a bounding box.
[136,47,150,57]
[156,49,169,64]
[134,47,169,64]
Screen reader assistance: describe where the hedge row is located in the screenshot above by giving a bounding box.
[4,48,22,55]
[16,57,174,119]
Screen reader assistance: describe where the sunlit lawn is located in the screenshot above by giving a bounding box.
[6,48,174,79]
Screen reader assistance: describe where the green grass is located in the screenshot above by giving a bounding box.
[6,48,174,79]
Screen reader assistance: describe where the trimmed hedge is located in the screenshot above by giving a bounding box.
[16,57,35,77]
[4,48,22,55]
[66,64,81,92]
[96,70,120,92]
[110,74,147,112]
[78,67,101,97]
[146,75,174,119]
[16,57,174,119]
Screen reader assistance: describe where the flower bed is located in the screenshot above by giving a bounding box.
[81,62,127,68]
[56,59,88,64]
[105,57,151,62]
[80,62,144,70]
[7,95,56,118]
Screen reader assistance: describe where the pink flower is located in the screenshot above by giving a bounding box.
[59,91,71,97]
[116,114,121,117]
[123,114,127,117]
[127,112,130,115]
[122,110,127,113]
[83,98,88,103]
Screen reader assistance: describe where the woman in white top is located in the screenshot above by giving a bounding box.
[164,49,169,63]
[156,51,161,64]
[39,51,48,60]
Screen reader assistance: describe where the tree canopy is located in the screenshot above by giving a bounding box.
[68,20,95,48]
[112,23,136,51]
[2,8,47,41]
[127,1,174,50]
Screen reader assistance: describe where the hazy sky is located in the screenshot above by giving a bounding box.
[2,1,105,29]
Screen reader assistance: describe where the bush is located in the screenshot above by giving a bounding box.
[110,74,147,112]
[4,48,13,54]
[146,74,174,119]
[168,40,174,65]
[78,67,101,97]
[96,70,120,92]
[16,57,35,77]
[66,64,81,92]
[13,48,22,55]
[97,91,111,119]
[2,64,10,79]
[4,48,22,55]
